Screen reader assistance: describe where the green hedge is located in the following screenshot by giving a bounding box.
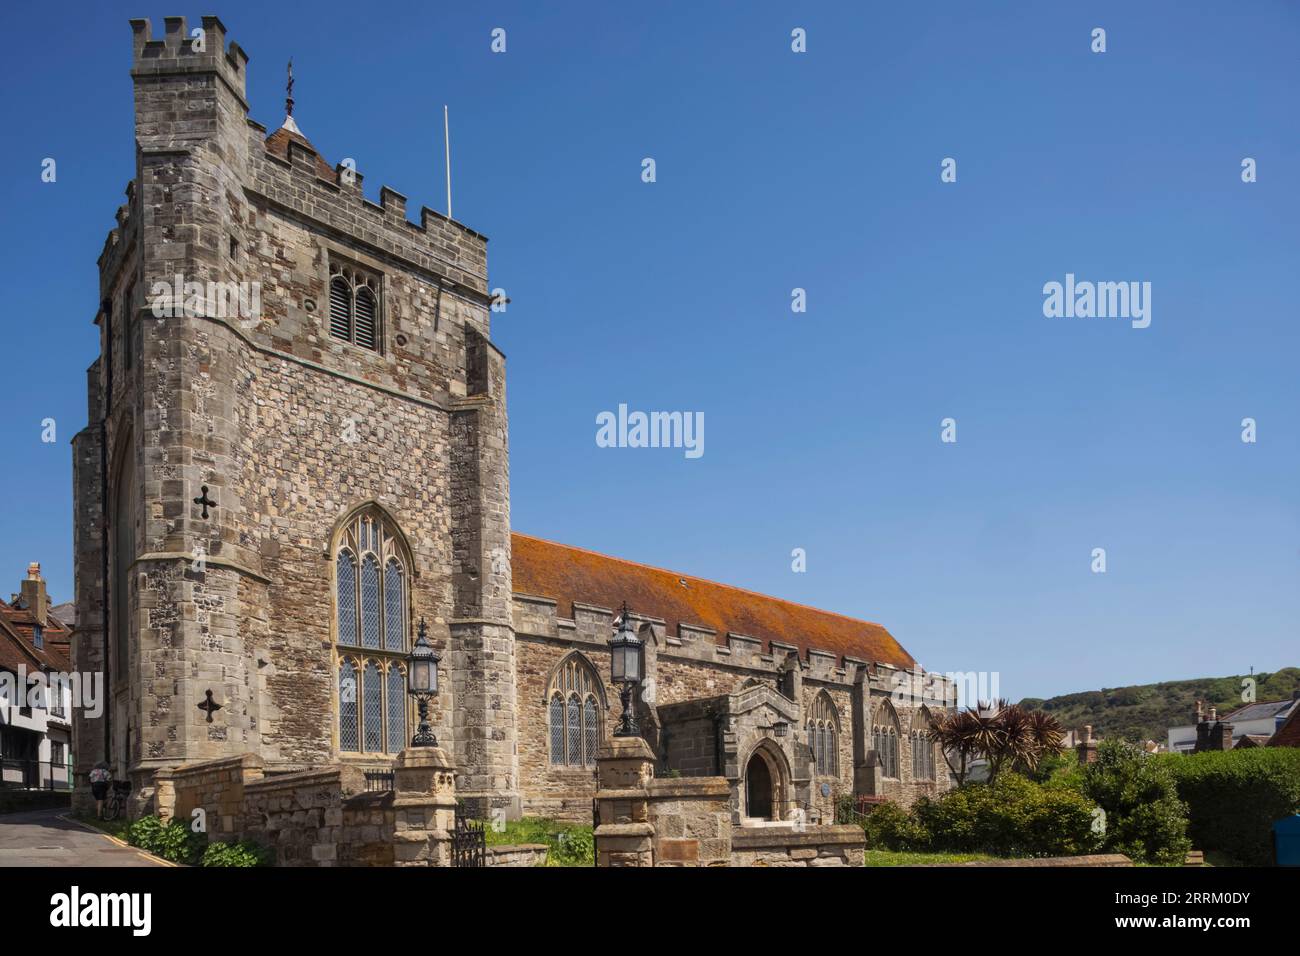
[862,775,1102,858]
[1155,748,1300,865]
[1081,740,1190,866]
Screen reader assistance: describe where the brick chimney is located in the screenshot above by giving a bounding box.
[1076,725,1099,765]
[19,562,48,627]
[1211,721,1234,751]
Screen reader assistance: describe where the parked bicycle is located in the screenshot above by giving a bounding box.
[103,780,131,821]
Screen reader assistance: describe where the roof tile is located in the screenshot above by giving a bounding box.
[511,533,916,669]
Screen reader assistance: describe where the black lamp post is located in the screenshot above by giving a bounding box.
[407,618,441,747]
[609,603,644,737]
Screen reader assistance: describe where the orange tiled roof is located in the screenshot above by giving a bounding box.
[265,123,337,180]
[0,599,71,672]
[511,533,916,669]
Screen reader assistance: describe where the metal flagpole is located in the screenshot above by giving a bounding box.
[444,105,452,221]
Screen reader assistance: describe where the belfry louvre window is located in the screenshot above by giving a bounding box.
[328,261,382,352]
[334,508,410,754]
[547,654,603,767]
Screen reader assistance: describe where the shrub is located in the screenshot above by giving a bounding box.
[201,839,273,868]
[860,776,1101,858]
[1082,739,1191,865]
[915,774,1102,858]
[861,800,929,851]
[126,815,206,865]
[549,826,594,866]
[1156,748,1300,866]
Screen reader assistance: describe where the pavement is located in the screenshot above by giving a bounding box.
[0,807,167,867]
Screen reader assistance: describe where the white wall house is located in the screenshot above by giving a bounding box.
[0,564,74,791]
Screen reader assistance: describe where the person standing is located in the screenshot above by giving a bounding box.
[88,760,111,819]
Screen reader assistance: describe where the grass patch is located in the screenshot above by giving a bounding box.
[485,816,593,867]
[865,849,996,867]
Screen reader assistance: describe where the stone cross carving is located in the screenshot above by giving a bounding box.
[198,689,222,723]
[193,485,217,519]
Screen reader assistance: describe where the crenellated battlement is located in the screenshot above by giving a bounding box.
[252,119,489,293]
[130,15,248,102]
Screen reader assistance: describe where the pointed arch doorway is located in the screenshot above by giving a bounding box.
[742,742,790,823]
[745,753,773,819]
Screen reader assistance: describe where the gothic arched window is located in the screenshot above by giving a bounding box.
[386,665,407,754]
[911,710,936,781]
[809,691,840,777]
[334,506,412,754]
[328,262,381,352]
[383,559,404,651]
[545,653,604,768]
[873,702,901,779]
[339,660,359,752]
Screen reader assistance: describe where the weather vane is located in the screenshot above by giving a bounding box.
[286,58,295,118]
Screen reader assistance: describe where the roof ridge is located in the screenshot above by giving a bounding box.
[511,532,890,634]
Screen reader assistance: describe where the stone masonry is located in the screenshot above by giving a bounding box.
[72,16,516,815]
[71,17,953,851]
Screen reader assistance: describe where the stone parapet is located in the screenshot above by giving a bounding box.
[730,824,866,867]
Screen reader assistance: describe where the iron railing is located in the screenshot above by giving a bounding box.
[362,768,395,792]
[0,758,74,791]
[452,811,486,867]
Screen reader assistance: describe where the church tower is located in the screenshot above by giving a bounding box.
[71,17,519,818]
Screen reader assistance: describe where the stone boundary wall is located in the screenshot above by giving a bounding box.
[647,778,732,867]
[155,753,440,867]
[486,844,549,867]
[158,754,266,841]
[730,824,866,867]
[242,766,394,867]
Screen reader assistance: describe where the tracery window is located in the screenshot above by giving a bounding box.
[546,653,603,767]
[329,261,381,351]
[911,730,935,780]
[911,710,937,781]
[807,691,841,777]
[334,508,410,754]
[873,703,901,779]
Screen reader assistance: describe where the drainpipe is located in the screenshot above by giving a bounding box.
[99,297,113,768]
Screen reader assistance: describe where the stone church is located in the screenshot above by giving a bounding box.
[71,17,955,830]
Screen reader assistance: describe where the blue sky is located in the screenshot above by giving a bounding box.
[2,2,1296,700]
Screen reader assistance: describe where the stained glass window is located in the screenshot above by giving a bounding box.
[335,508,411,755]
[583,696,598,767]
[549,695,565,765]
[361,555,380,649]
[339,660,358,751]
[363,661,383,752]
[337,551,357,645]
[387,666,406,754]
[546,654,603,767]
[566,695,581,766]
[384,559,404,651]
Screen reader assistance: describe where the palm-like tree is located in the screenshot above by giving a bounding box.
[929,708,982,786]
[932,701,1066,786]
